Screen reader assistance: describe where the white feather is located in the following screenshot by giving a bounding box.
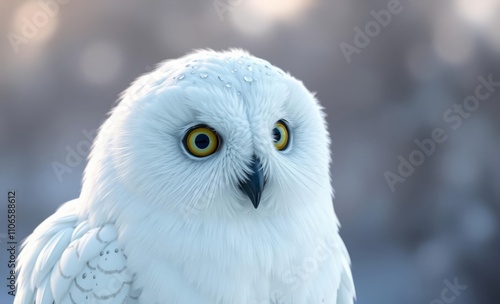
[35,276,53,304]
[15,201,137,304]
[33,228,72,286]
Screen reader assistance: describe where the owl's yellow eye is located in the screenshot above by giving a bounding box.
[272,120,290,151]
[183,125,221,157]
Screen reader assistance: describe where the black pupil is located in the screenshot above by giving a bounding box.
[273,128,281,142]
[195,134,210,149]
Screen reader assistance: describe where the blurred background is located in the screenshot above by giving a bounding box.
[1,0,499,303]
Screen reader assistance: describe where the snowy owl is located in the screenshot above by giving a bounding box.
[15,49,355,304]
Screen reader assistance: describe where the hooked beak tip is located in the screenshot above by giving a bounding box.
[238,156,265,209]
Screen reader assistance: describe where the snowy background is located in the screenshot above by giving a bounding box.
[1,0,500,303]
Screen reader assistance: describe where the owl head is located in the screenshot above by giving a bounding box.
[80,49,333,224]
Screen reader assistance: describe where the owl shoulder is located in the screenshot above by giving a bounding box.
[15,199,141,304]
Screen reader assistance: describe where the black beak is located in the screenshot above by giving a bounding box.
[238,156,265,209]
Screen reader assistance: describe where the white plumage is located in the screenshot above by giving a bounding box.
[15,49,355,304]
